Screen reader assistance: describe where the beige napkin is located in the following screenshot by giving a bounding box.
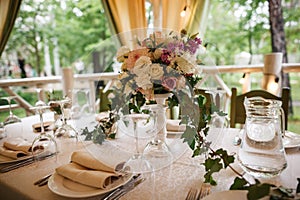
[0,138,35,159]
[0,146,27,159]
[166,119,186,132]
[56,151,121,189]
[3,137,33,153]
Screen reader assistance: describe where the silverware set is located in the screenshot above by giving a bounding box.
[186,184,211,200]
[102,174,145,200]
[0,152,56,173]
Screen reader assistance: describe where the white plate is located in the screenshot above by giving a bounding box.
[202,190,248,200]
[48,172,132,198]
[283,131,300,149]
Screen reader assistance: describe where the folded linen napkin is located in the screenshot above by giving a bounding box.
[56,151,121,189]
[166,119,186,132]
[0,137,41,159]
[0,146,27,159]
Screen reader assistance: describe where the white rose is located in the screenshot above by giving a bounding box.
[132,56,152,76]
[134,74,152,90]
[149,64,164,80]
[116,46,130,62]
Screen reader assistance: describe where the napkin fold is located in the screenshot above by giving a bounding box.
[56,151,121,189]
[0,138,36,159]
[166,119,186,132]
[0,147,27,159]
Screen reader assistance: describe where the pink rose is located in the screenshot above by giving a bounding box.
[162,77,177,91]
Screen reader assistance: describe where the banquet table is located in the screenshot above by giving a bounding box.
[1,113,300,200]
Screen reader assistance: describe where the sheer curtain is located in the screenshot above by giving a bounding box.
[0,0,22,57]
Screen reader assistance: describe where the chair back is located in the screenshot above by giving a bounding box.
[230,87,289,129]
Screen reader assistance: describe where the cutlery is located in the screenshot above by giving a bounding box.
[185,188,199,200]
[109,177,145,200]
[34,174,52,187]
[0,152,56,173]
[102,174,142,200]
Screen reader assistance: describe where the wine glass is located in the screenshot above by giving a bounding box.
[142,104,173,170]
[1,96,23,138]
[52,97,78,140]
[35,88,47,106]
[70,89,81,119]
[118,112,156,174]
[205,88,229,129]
[1,96,22,125]
[30,104,58,160]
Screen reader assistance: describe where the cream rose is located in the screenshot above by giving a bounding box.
[174,57,195,74]
[132,56,152,76]
[116,46,130,62]
[153,48,163,60]
[134,74,152,90]
[149,64,164,80]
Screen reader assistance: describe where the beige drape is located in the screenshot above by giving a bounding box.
[0,0,22,57]
[161,0,210,36]
[101,0,147,35]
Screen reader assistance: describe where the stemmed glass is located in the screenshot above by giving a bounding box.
[1,96,22,138]
[1,96,22,125]
[30,104,58,160]
[35,88,47,106]
[205,89,229,129]
[52,97,78,139]
[118,112,156,173]
[70,89,81,119]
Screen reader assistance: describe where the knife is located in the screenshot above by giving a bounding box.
[102,174,141,200]
[0,152,56,173]
[112,177,145,200]
[104,175,145,200]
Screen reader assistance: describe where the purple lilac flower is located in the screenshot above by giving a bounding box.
[167,41,184,53]
[185,38,202,54]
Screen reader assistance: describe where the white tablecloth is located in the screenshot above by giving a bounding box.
[0,113,299,199]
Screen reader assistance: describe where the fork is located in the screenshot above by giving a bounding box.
[185,188,199,200]
[198,183,211,199]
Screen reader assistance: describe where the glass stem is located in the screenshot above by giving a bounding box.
[134,121,139,155]
[39,111,45,134]
[8,98,13,116]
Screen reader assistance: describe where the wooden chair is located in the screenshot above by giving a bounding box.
[194,89,213,115]
[230,87,290,130]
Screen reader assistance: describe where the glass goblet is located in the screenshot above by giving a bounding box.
[205,89,229,129]
[118,113,155,174]
[35,88,47,106]
[30,105,58,160]
[1,96,22,125]
[1,96,23,138]
[52,98,78,140]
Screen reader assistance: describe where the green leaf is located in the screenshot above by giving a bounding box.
[247,183,272,200]
[181,126,196,149]
[229,177,248,190]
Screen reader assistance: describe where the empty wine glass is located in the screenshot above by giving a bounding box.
[118,112,156,174]
[1,96,22,125]
[70,89,81,119]
[52,97,78,139]
[205,88,229,129]
[35,88,47,106]
[30,104,58,160]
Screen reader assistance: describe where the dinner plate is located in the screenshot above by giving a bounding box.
[283,131,300,149]
[48,172,132,198]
